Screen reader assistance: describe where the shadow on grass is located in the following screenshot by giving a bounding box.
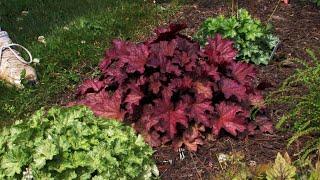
[0,0,175,124]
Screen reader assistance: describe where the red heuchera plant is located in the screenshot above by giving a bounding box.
[72,24,272,151]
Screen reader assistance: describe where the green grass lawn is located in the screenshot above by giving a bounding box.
[0,0,178,125]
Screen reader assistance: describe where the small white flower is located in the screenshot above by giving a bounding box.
[63,26,70,30]
[37,36,46,44]
[248,160,257,167]
[21,11,29,16]
[16,17,23,21]
[81,40,86,44]
[218,153,228,163]
[153,0,156,3]
[22,167,33,180]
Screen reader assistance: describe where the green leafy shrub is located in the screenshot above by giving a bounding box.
[194,9,279,65]
[270,49,320,160]
[0,106,158,179]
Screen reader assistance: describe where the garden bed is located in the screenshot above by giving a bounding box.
[1,0,319,179]
[154,0,320,179]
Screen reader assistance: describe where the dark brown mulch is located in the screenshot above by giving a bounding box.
[155,133,292,179]
[154,1,320,179]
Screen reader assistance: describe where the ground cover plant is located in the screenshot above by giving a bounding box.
[0,0,176,124]
[194,9,279,65]
[212,151,320,179]
[0,106,158,179]
[72,23,272,151]
[270,50,320,160]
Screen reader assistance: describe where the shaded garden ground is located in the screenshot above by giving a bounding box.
[154,1,320,179]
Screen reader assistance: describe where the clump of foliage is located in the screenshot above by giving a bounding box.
[270,49,320,160]
[0,106,158,179]
[266,153,297,180]
[213,151,320,179]
[73,23,272,151]
[194,9,279,65]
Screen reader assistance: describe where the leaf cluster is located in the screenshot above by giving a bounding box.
[194,9,279,65]
[266,153,297,180]
[0,106,158,179]
[73,24,272,151]
[213,151,320,179]
[270,49,320,160]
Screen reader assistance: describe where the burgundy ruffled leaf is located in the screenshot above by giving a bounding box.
[199,61,221,81]
[204,34,237,65]
[139,104,159,131]
[159,40,177,57]
[75,90,124,120]
[169,76,193,92]
[193,81,213,100]
[147,55,181,76]
[164,60,181,75]
[229,62,256,84]
[189,99,212,127]
[154,99,189,138]
[99,40,148,76]
[151,23,188,43]
[161,86,174,104]
[172,51,196,72]
[149,73,162,94]
[125,43,149,73]
[212,102,247,136]
[77,79,106,95]
[104,64,128,84]
[173,125,205,151]
[99,40,128,74]
[155,23,187,35]
[124,83,143,114]
[221,78,247,101]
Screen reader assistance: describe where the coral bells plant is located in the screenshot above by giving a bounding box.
[72,24,272,151]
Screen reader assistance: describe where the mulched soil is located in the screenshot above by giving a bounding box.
[154,1,320,179]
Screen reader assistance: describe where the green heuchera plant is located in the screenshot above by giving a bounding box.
[0,106,158,179]
[194,9,279,65]
[266,153,296,180]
